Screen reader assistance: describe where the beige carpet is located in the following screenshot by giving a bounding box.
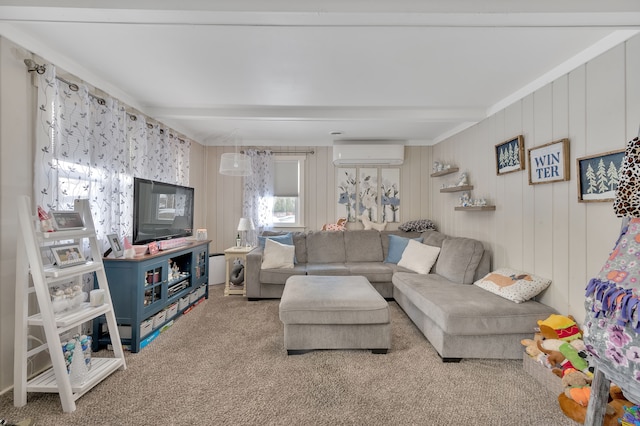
[0,284,579,426]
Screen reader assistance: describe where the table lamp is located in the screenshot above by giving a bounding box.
[237,217,255,247]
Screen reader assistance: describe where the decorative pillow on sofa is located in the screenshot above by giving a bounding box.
[258,232,296,263]
[261,239,295,269]
[474,268,551,303]
[384,234,423,264]
[258,232,293,249]
[397,239,440,274]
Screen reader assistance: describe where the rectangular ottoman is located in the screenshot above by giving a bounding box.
[279,275,391,354]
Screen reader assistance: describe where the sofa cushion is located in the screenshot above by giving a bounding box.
[306,263,349,276]
[280,276,389,325]
[421,230,448,248]
[392,272,556,336]
[345,262,394,283]
[306,231,346,263]
[398,240,441,274]
[344,230,384,262]
[258,232,297,263]
[381,231,422,260]
[292,232,308,264]
[474,268,552,303]
[260,266,307,285]
[434,237,485,284]
[258,232,293,249]
[261,238,295,269]
[384,234,424,264]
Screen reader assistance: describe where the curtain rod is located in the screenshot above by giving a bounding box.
[25,59,187,144]
[241,149,315,155]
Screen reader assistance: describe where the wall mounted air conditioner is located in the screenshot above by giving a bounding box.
[332,143,405,165]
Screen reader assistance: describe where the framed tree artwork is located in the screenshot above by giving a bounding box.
[576,149,624,203]
[495,135,525,175]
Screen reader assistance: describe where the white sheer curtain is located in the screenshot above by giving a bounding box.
[242,149,274,245]
[34,64,191,250]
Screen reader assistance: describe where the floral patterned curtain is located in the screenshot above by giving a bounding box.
[242,149,274,245]
[34,64,191,249]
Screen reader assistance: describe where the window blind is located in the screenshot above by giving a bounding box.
[274,160,299,197]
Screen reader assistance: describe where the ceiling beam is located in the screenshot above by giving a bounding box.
[0,5,639,29]
[146,106,486,123]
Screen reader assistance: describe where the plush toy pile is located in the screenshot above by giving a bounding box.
[522,313,634,425]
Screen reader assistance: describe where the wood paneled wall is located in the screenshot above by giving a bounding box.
[204,145,432,254]
[431,37,640,324]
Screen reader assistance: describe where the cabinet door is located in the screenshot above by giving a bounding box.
[142,262,165,316]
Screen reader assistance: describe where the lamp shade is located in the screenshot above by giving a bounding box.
[219,153,252,176]
[237,217,255,231]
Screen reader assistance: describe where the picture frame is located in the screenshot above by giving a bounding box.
[107,233,124,258]
[495,135,525,175]
[50,244,86,268]
[50,210,85,230]
[528,138,570,185]
[576,149,625,203]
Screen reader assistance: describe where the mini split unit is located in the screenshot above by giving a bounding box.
[332,141,405,166]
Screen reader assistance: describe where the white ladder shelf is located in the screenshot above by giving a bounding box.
[14,196,126,413]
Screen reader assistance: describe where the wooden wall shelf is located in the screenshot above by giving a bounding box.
[440,185,473,193]
[454,206,496,211]
[430,167,459,177]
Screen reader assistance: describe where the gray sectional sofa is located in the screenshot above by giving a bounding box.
[245,229,556,360]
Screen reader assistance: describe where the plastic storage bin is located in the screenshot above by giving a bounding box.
[209,253,225,285]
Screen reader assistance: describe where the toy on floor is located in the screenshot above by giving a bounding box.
[557,382,633,425]
[358,214,387,231]
[621,404,640,425]
[537,314,582,342]
[521,333,543,359]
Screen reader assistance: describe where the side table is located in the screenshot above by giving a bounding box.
[224,246,254,296]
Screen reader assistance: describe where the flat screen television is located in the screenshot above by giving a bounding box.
[133,177,195,245]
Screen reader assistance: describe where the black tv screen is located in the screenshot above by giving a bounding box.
[133,177,195,245]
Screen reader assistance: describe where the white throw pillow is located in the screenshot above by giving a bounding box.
[261,238,295,269]
[473,268,551,303]
[398,239,441,274]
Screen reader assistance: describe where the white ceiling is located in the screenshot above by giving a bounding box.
[1,1,639,146]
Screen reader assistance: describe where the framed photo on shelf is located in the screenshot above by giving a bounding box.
[528,138,570,185]
[495,135,525,175]
[51,244,86,268]
[106,233,124,258]
[50,210,85,230]
[576,149,625,203]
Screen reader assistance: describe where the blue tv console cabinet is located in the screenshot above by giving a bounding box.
[95,240,210,353]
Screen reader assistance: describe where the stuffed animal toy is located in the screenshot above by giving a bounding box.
[537,314,582,342]
[521,334,543,359]
[357,214,387,231]
[536,339,591,377]
[561,369,592,406]
[558,381,633,425]
[322,218,347,231]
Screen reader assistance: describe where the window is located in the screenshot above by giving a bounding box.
[272,156,305,227]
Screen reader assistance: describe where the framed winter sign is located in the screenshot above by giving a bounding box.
[576,149,624,203]
[528,138,570,185]
[495,135,524,175]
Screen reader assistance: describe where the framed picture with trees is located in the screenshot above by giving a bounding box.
[577,149,625,203]
[495,135,525,175]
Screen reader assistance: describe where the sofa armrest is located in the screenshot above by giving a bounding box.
[245,246,264,298]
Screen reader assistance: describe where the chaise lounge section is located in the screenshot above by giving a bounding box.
[246,229,556,360]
